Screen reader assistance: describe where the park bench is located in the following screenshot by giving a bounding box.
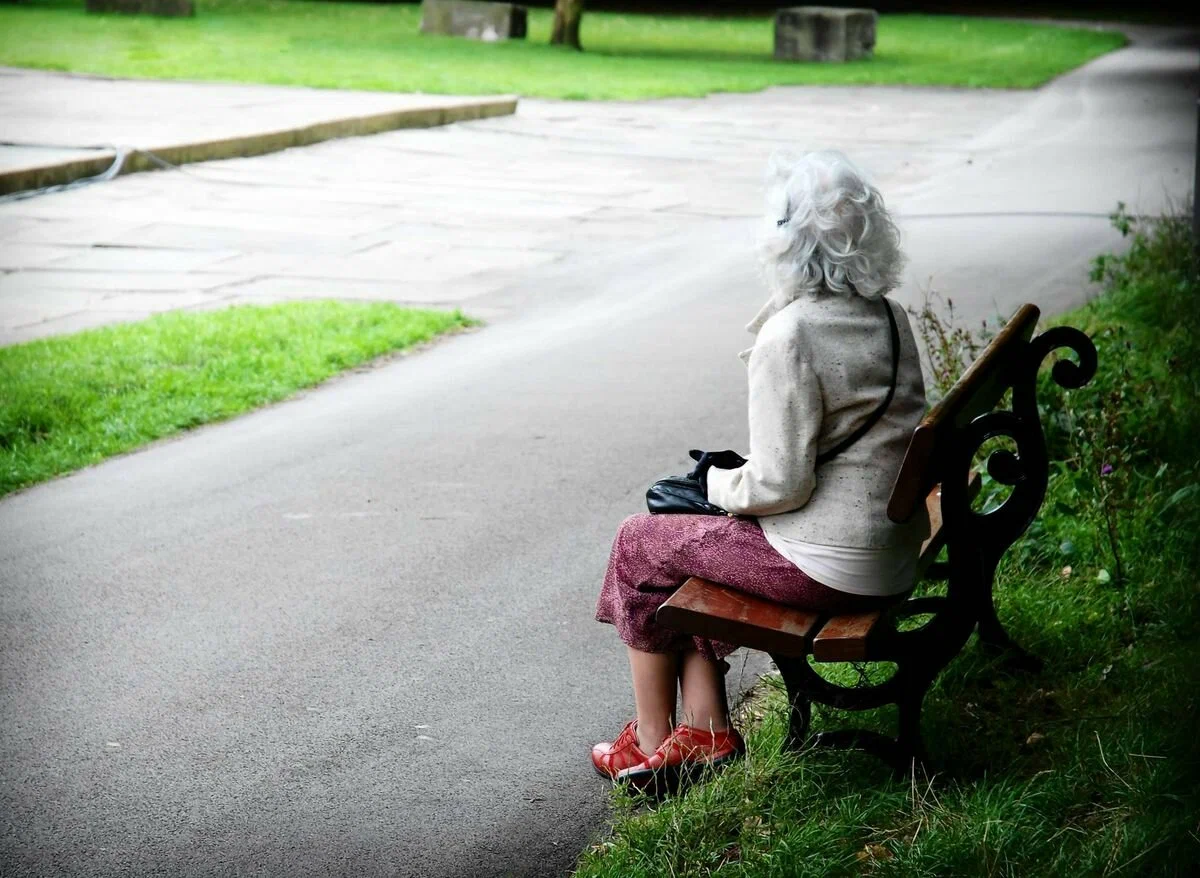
[657,303,1097,769]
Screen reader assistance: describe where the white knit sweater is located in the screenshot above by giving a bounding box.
[706,293,930,553]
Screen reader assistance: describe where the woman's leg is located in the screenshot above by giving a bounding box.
[595,513,880,778]
[627,647,678,751]
[678,649,730,733]
[626,647,731,748]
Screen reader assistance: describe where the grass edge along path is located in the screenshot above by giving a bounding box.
[575,211,1200,877]
[0,1,1128,99]
[0,301,474,498]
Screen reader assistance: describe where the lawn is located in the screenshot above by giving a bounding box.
[0,301,472,497]
[576,211,1200,876]
[0,0,1126,99]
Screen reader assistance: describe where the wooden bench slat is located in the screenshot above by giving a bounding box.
[657,577,821,658]
[916,471,981,576]
[811,611,882,662]
[917,485,945,575]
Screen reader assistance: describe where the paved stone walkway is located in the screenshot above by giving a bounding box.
[2,74,1032,343]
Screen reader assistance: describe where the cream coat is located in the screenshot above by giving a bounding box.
[706,293,930,551]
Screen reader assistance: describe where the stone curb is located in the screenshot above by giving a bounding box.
[0,95,518,196]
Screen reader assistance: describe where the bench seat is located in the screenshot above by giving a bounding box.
[658,478,969,663]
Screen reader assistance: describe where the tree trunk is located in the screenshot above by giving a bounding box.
[550,0,584,50]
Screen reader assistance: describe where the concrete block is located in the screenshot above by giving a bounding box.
[774,6,878,63]
[420,0,527,42]
[86,0,195,17]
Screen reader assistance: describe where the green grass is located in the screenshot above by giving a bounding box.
[575,212,1200,876]
[0,301,472,497]
[0,1,1126,99]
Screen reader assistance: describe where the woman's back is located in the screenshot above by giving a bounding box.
[752,292,929,551]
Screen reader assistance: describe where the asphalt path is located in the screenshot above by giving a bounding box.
[2,25,1197,878]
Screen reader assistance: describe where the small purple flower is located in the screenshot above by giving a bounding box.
[1101,463,1114,476]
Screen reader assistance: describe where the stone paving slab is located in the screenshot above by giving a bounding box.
[0,67,516,195]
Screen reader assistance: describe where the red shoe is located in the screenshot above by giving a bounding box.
[591,720,654,781]
[665,723,746,771]
[593,721,745,795]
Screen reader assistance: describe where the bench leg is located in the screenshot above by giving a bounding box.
[805,676,930,774]
[976,596,1044,673]
[770,655,930,773]
[770,654,812,751]
[896,686,929,768]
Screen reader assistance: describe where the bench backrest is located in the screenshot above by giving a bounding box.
[886,304,1041,523]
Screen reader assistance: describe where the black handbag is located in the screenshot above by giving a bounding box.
[644,473,732,517]
[646,298,901,516]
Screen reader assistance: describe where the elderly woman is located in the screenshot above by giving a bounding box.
[591,150,929,790]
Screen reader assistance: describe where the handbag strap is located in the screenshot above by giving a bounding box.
[815,297,901,467]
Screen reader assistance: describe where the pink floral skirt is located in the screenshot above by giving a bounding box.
[595,513,884,661]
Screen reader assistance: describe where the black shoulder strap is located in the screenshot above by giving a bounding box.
[815,297,901,467]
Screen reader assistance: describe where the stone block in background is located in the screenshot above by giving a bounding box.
[85,0,195,16]
[774,7,878,63]
[420,0,528,42]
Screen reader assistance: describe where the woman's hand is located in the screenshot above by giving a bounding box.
[687,449,748,495]
[689,449,748,470]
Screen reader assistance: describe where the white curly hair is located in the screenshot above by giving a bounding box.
[757,150,904,302]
